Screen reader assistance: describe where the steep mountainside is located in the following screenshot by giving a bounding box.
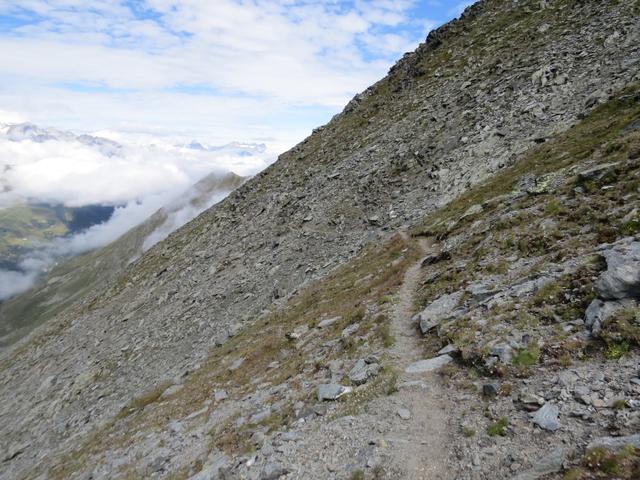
[1,0,639,479]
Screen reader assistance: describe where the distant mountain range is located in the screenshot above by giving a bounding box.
[0,122,268,158]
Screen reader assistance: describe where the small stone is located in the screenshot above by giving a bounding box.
[251,431,266,445]
[250,408,272,424]
[214,389,229,402]
[437,344,458,355]
[313,404,328,416]
[280,431,303,442]
[317,383,352,401]
[286,325,309,340]
[519,392,545,406]
[229,358,245,371]
[397,408,412,420]
[259,462,289,480]
[341,323,360,338]
[532,403,560,431]
[160,384,184,399]
[482,383,499,398]
[491,343,513,364]
[317,317,341,328]
[461,204,483,219]
[368,215,381,225]
[168,420,183,433]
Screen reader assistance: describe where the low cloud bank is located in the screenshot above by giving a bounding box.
[0,122,272,301]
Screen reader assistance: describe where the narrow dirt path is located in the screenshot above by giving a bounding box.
[383,236,451,479]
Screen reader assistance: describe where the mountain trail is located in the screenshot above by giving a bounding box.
[382,235,451,479]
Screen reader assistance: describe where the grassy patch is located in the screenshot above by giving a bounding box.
[512,346,539,367]
[351,470,365,480]
[376,315,395,347]
[486,417,509,437]
[462,426,476,437]
[579,445,640,478]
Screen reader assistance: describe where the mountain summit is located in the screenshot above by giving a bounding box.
[1,1,639,479]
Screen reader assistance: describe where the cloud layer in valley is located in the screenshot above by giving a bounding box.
[0,123,262,300]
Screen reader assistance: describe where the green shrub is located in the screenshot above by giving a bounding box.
[351,469,365,480]
[487,417,509,437]
[513,346,539,367]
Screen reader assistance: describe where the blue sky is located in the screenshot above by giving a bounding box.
[0,0,475,148]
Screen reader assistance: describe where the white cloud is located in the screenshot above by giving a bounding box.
[0,124,272,208]
[0,0,439,145]
[0,266,40,301]
[0,122,270,300]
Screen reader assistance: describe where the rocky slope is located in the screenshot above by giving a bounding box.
[1,0,640,479]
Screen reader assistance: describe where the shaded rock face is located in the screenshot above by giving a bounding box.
[1,0,640,479]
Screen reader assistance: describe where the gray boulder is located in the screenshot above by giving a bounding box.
[596,241,640,300]
[490,343,513,364]
[578,162,619,182]
[348,359,380,385]
[584,298,634,334]
[417,291,464,334]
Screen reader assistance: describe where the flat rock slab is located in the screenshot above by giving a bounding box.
[405,355,453,374]
[587,434,640,452]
